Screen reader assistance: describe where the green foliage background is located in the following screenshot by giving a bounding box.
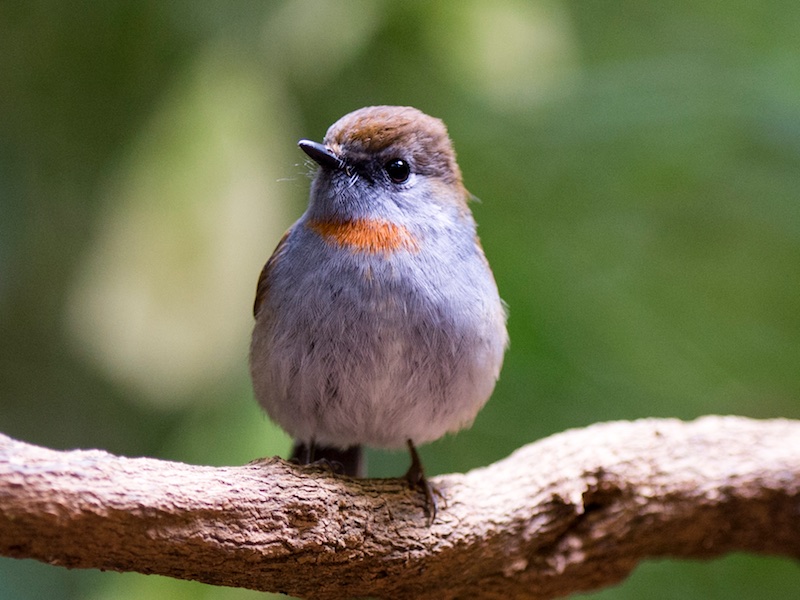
[1,2,798,598]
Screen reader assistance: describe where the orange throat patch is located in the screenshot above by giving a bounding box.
[308,218,419,254]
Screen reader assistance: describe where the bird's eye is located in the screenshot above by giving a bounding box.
[384,159,411,184]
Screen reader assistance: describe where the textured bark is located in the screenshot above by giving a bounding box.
[1,416,798,599]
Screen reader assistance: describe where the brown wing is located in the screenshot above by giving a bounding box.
[253,229,291,318]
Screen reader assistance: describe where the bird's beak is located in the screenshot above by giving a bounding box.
[298,140,345,171]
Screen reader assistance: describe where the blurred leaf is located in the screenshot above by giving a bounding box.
[66,46,297,406]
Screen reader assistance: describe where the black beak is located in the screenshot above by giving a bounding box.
[298,140,345,171]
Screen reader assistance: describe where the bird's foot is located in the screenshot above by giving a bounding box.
[404,439,440,525]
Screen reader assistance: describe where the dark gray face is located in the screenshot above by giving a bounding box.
[301,148,419,223]
[300,138,414,188]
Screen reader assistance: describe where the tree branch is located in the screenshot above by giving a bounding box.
[1,416,798,599]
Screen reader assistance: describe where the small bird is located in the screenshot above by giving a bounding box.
[249,106,508,519]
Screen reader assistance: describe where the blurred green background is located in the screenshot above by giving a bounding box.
[1,1,798,598]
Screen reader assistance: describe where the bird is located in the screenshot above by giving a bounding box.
[249,105,508,520]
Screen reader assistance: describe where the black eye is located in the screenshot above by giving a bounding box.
[384,158,411,184]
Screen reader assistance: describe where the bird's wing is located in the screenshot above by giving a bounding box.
[253,228,292,318]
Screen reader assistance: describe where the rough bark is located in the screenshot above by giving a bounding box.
[0,416,798,599]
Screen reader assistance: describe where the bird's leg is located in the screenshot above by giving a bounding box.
[290,440,365,477]
[404,439,438,524]
[290,440,315,465]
